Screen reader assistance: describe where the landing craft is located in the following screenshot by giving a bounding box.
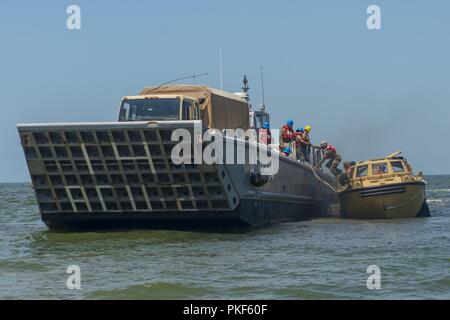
[17,78,339,230]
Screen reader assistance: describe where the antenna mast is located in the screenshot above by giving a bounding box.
[260,65,266,111]
[220,48,223,90]
[241,75,250,102]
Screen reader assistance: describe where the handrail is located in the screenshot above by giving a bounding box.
[282,141,322,167]
[311,146,322,167]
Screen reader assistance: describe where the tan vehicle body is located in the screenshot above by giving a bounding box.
[339,151,428,219]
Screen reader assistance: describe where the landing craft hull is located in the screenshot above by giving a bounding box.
[40,199,322,230]
[17,121,339,230]
[339,182,427,219]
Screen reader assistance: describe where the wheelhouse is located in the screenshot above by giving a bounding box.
[349,156,419,188]
[249,110,270,131]
[353,159,412,179]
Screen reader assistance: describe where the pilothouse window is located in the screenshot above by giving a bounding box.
[391,161,405,172]
[356,165,368,177]
[254,112,270,130]
[372,163,388,174]
[119,98,180,121]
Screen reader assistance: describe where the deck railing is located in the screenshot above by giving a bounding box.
[280,142,322,167]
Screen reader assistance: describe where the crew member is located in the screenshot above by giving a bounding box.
[314,141,342,177]
[338,161,353,187]
[299,125,312,163]
[281,146,292,157]
[279,120,295,150]
[294,128,304,160]
[258,122,272,145]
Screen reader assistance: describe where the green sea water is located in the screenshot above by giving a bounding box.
[0,176,449,299]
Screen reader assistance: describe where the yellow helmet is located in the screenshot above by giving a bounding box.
[304,125,312,132]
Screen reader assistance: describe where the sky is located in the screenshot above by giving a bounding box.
[0,0,449,182]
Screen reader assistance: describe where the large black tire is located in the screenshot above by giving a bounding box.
[250,172,269,187]
[416,201,431,217]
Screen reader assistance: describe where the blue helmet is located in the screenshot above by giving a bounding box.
[296,127,304,132]
[283,147,292,154]
[286,119,294,127]
[262,122,270,129]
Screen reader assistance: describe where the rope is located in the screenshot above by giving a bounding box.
[307,162,345,193]
[273,144,344,193]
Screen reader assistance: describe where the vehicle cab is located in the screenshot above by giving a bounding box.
[118,95,201,122]
[349,152,423,189]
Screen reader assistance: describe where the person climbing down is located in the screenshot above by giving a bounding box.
[281,146,292,157]
[299,125,312,163]
[258,122,272,145]
[314,141,342,177]
[338,161,354,187]
[279,120,295,151]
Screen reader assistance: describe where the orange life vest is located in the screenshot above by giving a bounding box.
[281,125,294,141]
[326,144,336,153]
[258,128,272,144]
[294,132,303,147]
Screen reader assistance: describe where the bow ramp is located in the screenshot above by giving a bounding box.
[18,121,242,229]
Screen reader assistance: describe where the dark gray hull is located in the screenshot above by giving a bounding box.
[41,199,321,230]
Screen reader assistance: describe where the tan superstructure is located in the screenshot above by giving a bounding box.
[138,85,250,130]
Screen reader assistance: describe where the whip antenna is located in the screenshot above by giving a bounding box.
[147,73,209,92]
[220,48,223,90]
[260,65,266,111]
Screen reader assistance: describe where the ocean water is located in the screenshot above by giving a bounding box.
[0,176,449,300]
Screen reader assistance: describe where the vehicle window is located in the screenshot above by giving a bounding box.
[192,103,200,120]
[356,165,368,177]
[372,163,388,174]
[182,99,195,120]
[391,161,405,172]
[119,98,180,121]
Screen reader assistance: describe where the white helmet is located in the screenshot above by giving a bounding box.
[320,140,328,148]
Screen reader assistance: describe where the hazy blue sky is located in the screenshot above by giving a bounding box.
[0,0,449,181]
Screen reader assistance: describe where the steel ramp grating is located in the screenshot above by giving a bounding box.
[19,127,239,214]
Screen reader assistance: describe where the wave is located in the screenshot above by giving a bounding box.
[85,282,213,300]
[0,260,48,272]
